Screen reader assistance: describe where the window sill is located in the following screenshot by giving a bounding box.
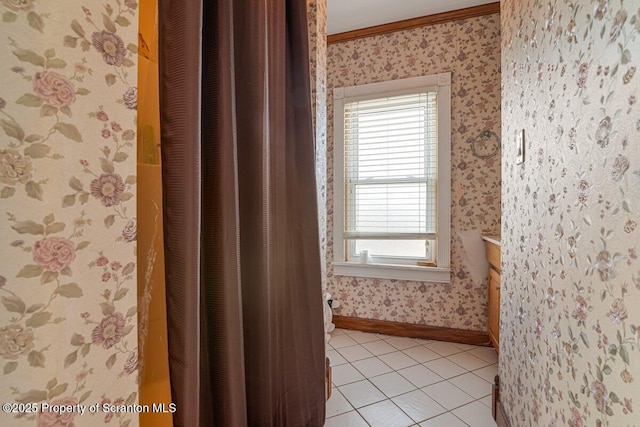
[333,262,451,283]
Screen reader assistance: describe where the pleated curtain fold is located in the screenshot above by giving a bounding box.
[158,0,326,425]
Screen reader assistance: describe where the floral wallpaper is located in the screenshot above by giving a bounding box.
[0,0,139,426]
[308,0,330,338]
[308,0,327,292]
[327,14,502,331]
[500,0,639,426]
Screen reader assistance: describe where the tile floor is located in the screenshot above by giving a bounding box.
[325,328,498,427]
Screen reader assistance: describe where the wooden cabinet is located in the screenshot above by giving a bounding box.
[326,357,332,400]
[484,238,500,353]
[488,267,500,351]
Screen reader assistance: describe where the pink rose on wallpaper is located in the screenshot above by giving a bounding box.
[569,408,584,427]
[91,312,125,349]
[122,86,137,109]
[574,295,588,321]
[595,250,615,281]
[611,155,629,182]
[531,399,540,422]
[96,254,109,267]
[37,396,78,427]
[95,110,109,121]
[123,348,138,374]
[0,149,33,185]
[101,397,114,423]
[595,116,612,148]
[609,9,628,43]
[0,324,34,360]
[594,0,607,20]
[608,298,627,324]
[90,173,125,207]
[32,237,76,272]
[32,71,76,107]
[122,218,136,242]
[91,30,127,66]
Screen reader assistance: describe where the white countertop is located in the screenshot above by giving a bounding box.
[482,235,501,246]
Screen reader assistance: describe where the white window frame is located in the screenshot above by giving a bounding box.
[332,73,451,283]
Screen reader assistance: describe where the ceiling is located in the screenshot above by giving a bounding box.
[327,0,497,35]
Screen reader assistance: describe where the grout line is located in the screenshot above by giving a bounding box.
[353,396,405,427]
[325,388,355,420]
[327,329,497,427]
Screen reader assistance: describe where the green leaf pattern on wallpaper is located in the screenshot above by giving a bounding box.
[0,0,138,426]
[501,0,639,426]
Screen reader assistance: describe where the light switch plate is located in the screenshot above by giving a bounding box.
[516,129,525,165]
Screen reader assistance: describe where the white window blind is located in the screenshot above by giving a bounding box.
[343,92,437,253]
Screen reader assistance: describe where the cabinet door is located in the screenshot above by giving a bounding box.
[488,267,500,352]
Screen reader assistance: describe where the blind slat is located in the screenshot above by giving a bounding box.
[344,232,437,240]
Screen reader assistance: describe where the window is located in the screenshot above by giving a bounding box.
[333,73,451,282]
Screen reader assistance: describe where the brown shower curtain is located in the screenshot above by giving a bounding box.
[158,0,326,426]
